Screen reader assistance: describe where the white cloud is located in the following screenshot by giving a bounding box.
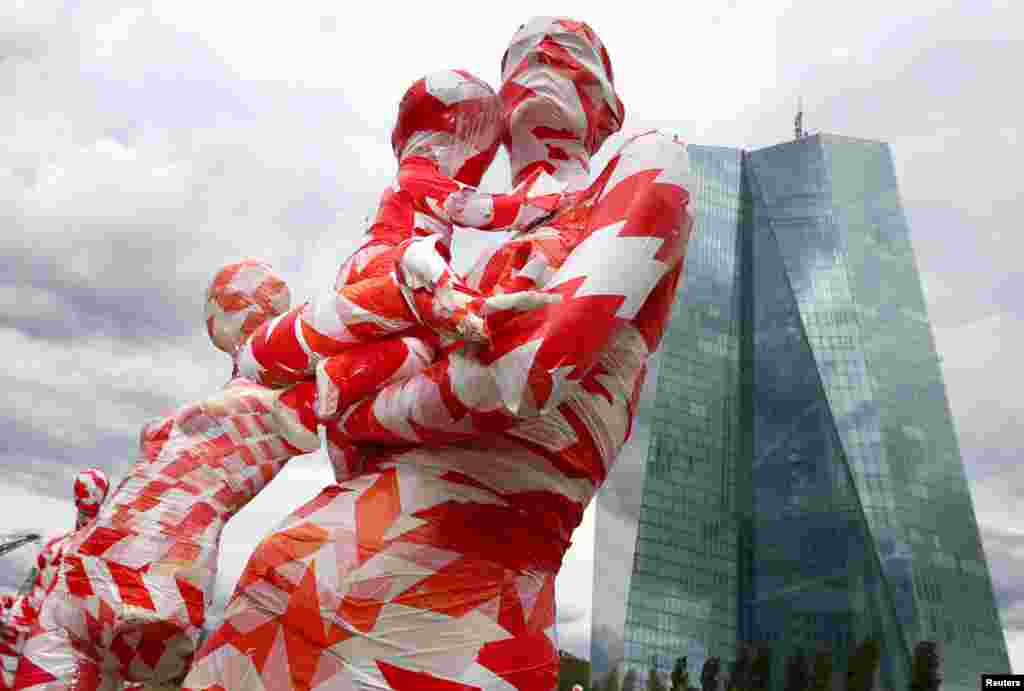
[934,313,1024,465]
[556,502,596,659]
[932,312,1024,672]
[1,0,1021,675]
[1009,630,1024,675]
[0,327,222,441]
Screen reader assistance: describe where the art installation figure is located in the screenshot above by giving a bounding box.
[233,69,566,419]
[1,470,109,691]
[12,16,694,691]
[182,16,694,691]
[15,238,535,691]
[13,262,322,691]
[1,597,13,630]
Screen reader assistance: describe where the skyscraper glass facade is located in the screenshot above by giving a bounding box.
[592,145,747,687]
[591,134,1010,691]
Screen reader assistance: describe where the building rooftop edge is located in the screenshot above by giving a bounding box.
[688,133,890,156]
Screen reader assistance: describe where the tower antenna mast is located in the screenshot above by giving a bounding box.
[794,96,805,139]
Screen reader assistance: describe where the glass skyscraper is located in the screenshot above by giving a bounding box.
[591,134,1010,691]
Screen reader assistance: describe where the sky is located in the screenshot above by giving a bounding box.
[1,0,1022,674]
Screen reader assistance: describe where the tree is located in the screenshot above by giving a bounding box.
[749,645,772,691]
[559,650,592,691]
[648,665,667,691]
[810,645,833,691]
[623,668,640,691]
[727,643,753,691]
[909,641,942,691]
[672,657,690,691]
[847,638,882,691]
[601,664,623,691]
[700,657,722,691]
[783,649,810,691]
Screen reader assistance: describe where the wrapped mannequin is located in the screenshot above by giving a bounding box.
[15,17,695,691]
[15,264,319,691]
[184,17,694,691]
[14,169,560,691]
[233,70,566,414]
[2,470,109,691]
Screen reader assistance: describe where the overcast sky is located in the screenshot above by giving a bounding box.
[1,0,1021,674]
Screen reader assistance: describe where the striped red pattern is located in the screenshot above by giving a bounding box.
[13,20,695,691]
[182,127,693,691]
[16,382,315,689]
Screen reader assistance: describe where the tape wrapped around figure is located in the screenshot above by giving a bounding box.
[233,69,568,392]
[13,267,320,690]
[15,18,697,691]
[16,379,318,689]
[179,18,698,691]
[204,260,291,358]
[1,469,110,691]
